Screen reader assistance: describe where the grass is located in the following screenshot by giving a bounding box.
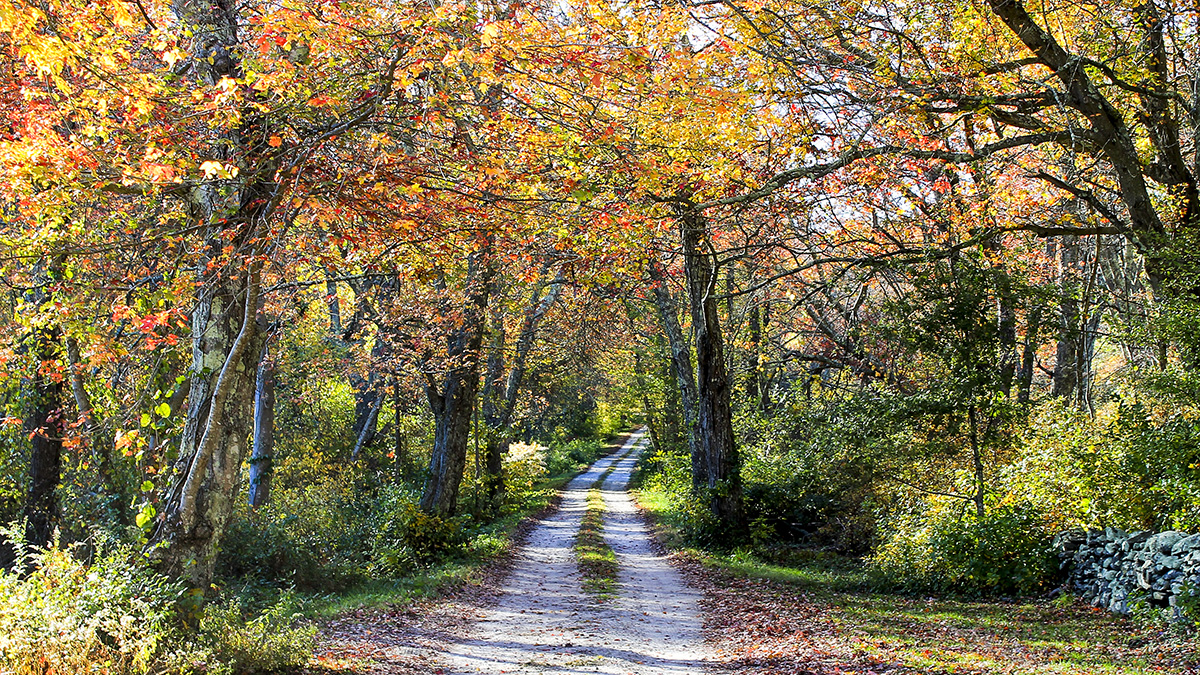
[574,486,619,600]
[633,479,1200,675]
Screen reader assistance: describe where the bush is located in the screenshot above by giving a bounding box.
[870,499,1058,596]
[219,460,374,589]
[1010,398,1200,531]
[633,447,723,546]
[545,438,606,477]
[369,495,465,576]
[0,535,313,675]
[0,540,183,675]
[194,591,315,674]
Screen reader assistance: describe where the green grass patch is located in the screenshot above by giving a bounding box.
[575,487,619,600]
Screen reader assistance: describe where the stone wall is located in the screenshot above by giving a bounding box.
[1054,528,1200,614]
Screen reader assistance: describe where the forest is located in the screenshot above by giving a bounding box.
[2,0,1200,673]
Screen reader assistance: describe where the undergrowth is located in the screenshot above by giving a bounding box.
[0,538,313,675]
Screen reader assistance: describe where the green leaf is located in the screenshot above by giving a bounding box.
[135,504,156,530]
[140,413,152,427]
[140,480,155,493]
[155,402,171,418]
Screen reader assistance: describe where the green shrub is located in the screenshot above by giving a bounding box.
[634,448,723,546]
[1011,398,1200,531]
[219,462,373,589]
[870,499,1058,596]
[0,535,314,675]
[0,541,183,675]
[367,486,466,576]
[545,438,606,477]
[193,591,316,674]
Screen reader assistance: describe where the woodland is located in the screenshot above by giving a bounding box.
[3,0,1200,673]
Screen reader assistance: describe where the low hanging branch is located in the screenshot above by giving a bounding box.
[176,261,262,531]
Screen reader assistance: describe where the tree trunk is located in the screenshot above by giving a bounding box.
[420,254,492,516]
[326,278,342,336]
[747,297,765,411]
[147,0,279,590]
[1052,237,1081,399]
[480,269,563,501]
[969,404,986,521]
[248,348,275,508]
[65,336,121,517]
[1017,306,1042,406]
[679,206,744,531]
[648,258,704,492]
[350,339,386,457]
[24,323,63,551]
[152,265,264,587]
[480,309,508,500]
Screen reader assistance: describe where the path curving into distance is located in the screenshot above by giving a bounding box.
[438,428,708,674]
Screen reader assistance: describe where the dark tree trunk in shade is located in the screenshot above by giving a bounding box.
[678,206,744,532]
[350,340,385,457]
[747,297,766,411]
[1017,306,1042,406]
[420,253,493,516]
[25,324,64,551]
[1052,237,1081,399]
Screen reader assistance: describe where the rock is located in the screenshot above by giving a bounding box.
[1171,534,1200,556]
[1055,530,1087,552]
[1057,528,1198,622]
[1158,555,1183,570]
[1125,531,1153,550]
[1149,531,1185,554]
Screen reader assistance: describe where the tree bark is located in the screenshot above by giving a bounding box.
[1017,306,1042,406]
[678,206,744,531]
[65,336,122,516]
[24,323,63,551]
[479,269,564,500]
[152,263,264,587]
[648,258,703,492]
[248,348,275,508]
[1052,237,1080,399]
[420,253,493,516]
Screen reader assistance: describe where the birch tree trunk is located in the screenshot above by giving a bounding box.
[149,0,275,588]
[249,349,275,508]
